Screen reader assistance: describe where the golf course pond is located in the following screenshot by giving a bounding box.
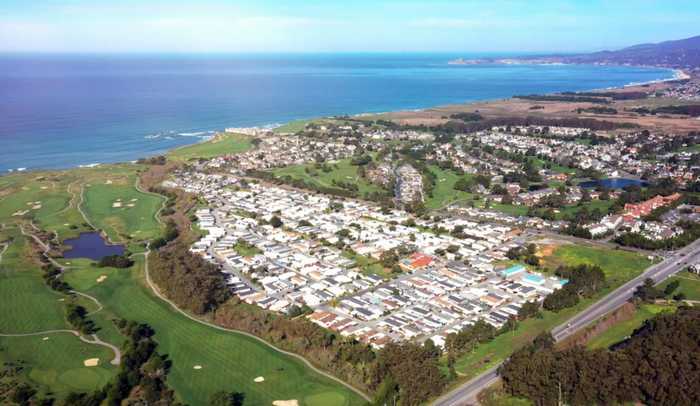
[63,232,125,260]
[578,178,648,189]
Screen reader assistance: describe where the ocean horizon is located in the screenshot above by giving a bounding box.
[0,53,674,173]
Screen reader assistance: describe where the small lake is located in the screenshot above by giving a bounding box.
[578,178,648,189]
[63,232,125,260]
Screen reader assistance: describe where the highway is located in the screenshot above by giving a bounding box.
[433,239,700,406]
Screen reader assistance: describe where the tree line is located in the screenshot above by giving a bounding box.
[500,306,700,406]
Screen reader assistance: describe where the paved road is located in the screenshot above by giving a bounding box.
[433,239,700,406]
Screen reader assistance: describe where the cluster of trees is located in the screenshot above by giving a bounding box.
[150,219,179,249]
[350,154,373,166]
[97,254,134,268]
[212,301,376,395]
[66,304,97,335]
[500,306,700,406]
[449,112,483,122]
[562,90,647,100]
[505,244,540,266]
[577,106,618,114]
[543,264,606,311]
[634,277,687,302]
[65,320,180,406]
[149,243,231,314]
[615,220,700,250]
[444,320,498,361]
[647,104,700,117]
[453,174,491,193]
[514,94,612,104]
[41,263,72,293]
[370,342,447,406]
[136,155,167,165]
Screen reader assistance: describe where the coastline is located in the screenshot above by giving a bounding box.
[1,63,686,175]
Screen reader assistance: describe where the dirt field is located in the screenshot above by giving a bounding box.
[365,79,700,134]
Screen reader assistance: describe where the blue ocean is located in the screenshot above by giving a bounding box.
[0,54,673,172]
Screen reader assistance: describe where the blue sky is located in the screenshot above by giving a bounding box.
[1,0,699,53]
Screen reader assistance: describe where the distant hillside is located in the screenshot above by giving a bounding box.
[450,35,700,71]
[561,35,700,69]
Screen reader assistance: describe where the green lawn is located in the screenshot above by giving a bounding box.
[234,241,262,257]
[554,199,615,220]
[659,271,700,300]
[1,165,363,405]
[587,304,675,350]
[542,244,651,287]
[0,231,67,334]
[63,258,364,406]
[273,119,314,134]
[167,133,252,161]
[0,333,116,396]
[272,157,385,198]
[424,166,475,210]
[82,176,163,243]
[451,245,652,382]
[0,229,119,398]
[343,251,391,279]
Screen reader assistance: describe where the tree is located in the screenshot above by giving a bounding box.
[454,177,474,192]
[210,391,245,406]
[269,215,283,228]
[518,301,541,320]
[664,280,680,296]
[634,278,664,302]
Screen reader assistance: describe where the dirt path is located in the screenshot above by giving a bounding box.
[0,242,8,265]
[77,184,97,231]
[0,330,121,365]
[71,290,104,315]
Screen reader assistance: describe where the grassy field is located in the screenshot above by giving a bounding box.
[1,165,362,405]
[0,333,116,395]
[451,244,652,381]
[63,257,365,406]
[659,270,700,300]
[167,132,252,161]
[424,166,475,210]
[272,157,385,198]
[273,119,314,134]
[0,228,119,398]
[587,304,674,350]
[344,251,391,279]
[542,244,651,287]
[82,176,163,244]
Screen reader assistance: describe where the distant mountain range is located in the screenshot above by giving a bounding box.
[558,35,700,69]
[450,35,700,71]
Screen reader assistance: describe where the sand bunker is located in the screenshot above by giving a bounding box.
[193,365,203,370]
[42,337,49,341]
[254,376,265,383]
[32,204,42,210]
[112,202,122,208]
[105,180,113,184]
[40,186,48,190]
[12,210,29,216]
[83,358,100,367]
[130,198,138,202]
[127,203,135,207]
[272,401,299,406]
[96,275,107,283]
